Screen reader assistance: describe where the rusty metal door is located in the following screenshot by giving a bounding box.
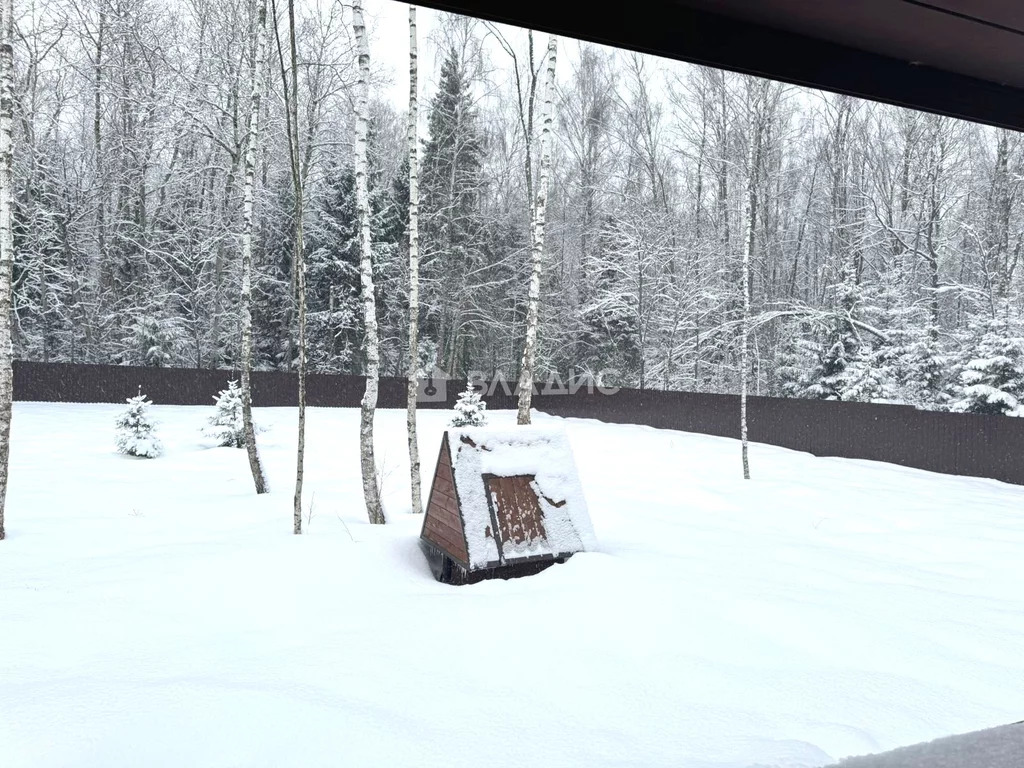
[483,474,547,562]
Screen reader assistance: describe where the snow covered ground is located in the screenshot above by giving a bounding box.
[2,402,1023,768]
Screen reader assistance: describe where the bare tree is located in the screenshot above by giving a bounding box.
[0,0,12,540]
[353,0,383,524]
[93,6,107,301]
[272,0,307,533]
[406,5,423,515]
[740,103,756,481]
[240,0,268,495]
[5,8,1024,424]
[516,35,557,425]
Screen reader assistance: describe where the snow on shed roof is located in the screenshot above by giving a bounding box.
[449,426,597,570]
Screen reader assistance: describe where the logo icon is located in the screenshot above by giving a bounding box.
[416,367,448,403]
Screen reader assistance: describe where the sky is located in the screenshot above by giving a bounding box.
[361,0,589,115]
[365,1,440,110]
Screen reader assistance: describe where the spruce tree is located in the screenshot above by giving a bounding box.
[306,156,406,374]
[130,315,176,367]
[450,379,487,427]
[840,347,896,403]
[805,272,861,400]
[306,167,363,372]
[774,330,815,398]
[897,326,950,408]
[204,380,249,448]
[115,389,163,458]
[420,46,485,372]
[422,48,483,223]
[952,317,1024,415]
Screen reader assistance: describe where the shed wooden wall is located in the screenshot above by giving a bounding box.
[421,434,469,564]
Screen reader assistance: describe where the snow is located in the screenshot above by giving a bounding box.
[959,383,1019,409]
[448,426,597,567]
[2,402,1024,768]
[825,722,1024,767]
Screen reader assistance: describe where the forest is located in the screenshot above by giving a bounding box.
[8,0,1024,415]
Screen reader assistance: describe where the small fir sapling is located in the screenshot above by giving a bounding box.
[450,379,487,428]
[115,387,163,458]
[204,380,247,448]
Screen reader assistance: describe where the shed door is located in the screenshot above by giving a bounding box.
[483,474,547,560]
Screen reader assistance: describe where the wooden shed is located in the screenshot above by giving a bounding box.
[419,426,597,585]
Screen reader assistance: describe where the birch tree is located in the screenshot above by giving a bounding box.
[4,8,1024,419]
[516,35,557,425]
[353,0,383,525]
[740,97,757,481]
[272,0,307,533]
[240,0,268,495]
[0,0,12,540]
[406,5,422,515]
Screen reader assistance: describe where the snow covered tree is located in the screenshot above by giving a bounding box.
[952,318,1024,415]
[517,34,558,425]
[305,167,366,372]
[115,389,163,458]
[272,0,307,534]
[840,347,896,403]
[130,316,177,367]
[774,331,816,398]
[239,0,268,494]
[0,0,12,540]
[420,40,486,375]
[406,6,423,515]
[353,0,384,525]
[450,379,487,427]
[5,6,1024,419]
[204,380,248,448]
[738,80,766,479]
[804,273,862,400]
[891,326,950,408]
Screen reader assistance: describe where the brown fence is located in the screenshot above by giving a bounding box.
[13,361,1024,486]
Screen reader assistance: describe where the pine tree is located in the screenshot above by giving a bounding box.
[306,167,363,371]
[204,380,251,448]
[130,315,176,367]
[115,389,163,458]
[422,49,483,223]
[450,379,487,427]
[805,273,862,400]
[952,317,1024,415]
[894,326,950,408]
[420,45,485,373]
[774,330,815,398]
[306,158,405,374]
[840,347,896,402]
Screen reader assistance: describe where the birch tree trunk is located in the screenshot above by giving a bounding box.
[240,0,268,495]
[406,6,423,515]
[0,0,12,540]
[354,0,384,524]
[740,100,757,481]
[94,9,107,301]
[516,35,557,425]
